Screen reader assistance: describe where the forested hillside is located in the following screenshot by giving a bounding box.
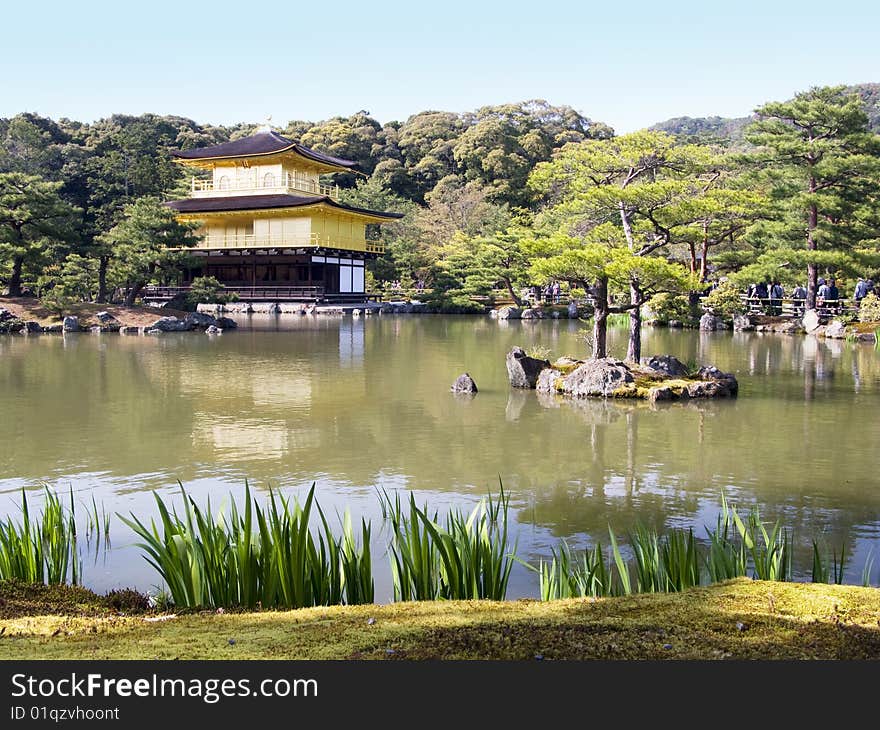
[651,83,880,144]
[2,85,879,327]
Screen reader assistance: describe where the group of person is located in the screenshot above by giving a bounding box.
[528,281,562,304]
[745,277,874,316]
[746,281,788,315]
[853,277,875,305]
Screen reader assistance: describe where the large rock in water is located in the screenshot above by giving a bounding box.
[506,347,550,388]
[520,308,545,319]
[802,309,822,333]
[184,311,217,328]
[216,316,238,330]
[497,306,521,320]
[558,358,634,397]
[699,313,722,331]
[536,368,563,393]
[148,316,190,332]
[567,301,579,319]
[62,315,79,332]
[695,366,739,397]
[450,373,478,393]
[733,314,755,332]
[824,320,847,339]
[641,355,690,377]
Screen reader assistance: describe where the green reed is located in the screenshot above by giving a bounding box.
[121,482,373,610]
[811,540,848,584]
[729,504,792,581]
[539,498,803,601]
[660,528,701,592]
[534,540,612,600]
[382,485,515,601]
[0,488,80,585]
[704,495,749,582]
[382,491,443,601]
[85,494,111,545]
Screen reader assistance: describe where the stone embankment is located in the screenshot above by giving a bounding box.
[507,348,738,404]
[730,308,878,342]
[0,305,235,335]
[198,301,438,316]
[490,302,583,320]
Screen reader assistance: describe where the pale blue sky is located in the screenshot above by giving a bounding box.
[3,0,877,132]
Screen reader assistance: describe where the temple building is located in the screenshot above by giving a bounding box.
[164,129,401,302]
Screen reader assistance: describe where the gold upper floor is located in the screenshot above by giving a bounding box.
[174,206,385,255]
[187,160,340,200]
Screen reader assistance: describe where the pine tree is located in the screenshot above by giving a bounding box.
[746,86,880,308]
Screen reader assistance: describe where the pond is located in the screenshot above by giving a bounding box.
[1,315,879,600]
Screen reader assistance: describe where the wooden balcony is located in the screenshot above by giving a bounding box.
[181,233,384,254]
[190,174,340,199]
[141,285,380,304]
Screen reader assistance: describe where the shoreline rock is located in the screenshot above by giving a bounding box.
[450,373,478,394]
[528,349,737,402]
[506,347,551,389]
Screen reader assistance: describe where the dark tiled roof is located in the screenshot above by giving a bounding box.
[166,194,403,219]
[172,131,358,168]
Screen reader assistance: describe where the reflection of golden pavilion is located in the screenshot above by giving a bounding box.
[165,130,402,302]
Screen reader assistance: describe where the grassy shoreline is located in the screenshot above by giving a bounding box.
[1,579,878,659]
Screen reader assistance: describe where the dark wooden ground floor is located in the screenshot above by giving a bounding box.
[144,251,373,303]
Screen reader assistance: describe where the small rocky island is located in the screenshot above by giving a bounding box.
[506,347,738,403]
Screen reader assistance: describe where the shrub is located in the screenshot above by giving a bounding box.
[528,345,552,361]
[703,280,746,317]
[37,255,100,315]
[39,287,73,317]
[186,276,237,306]
[858,292,880,323]
[645,292,693,324]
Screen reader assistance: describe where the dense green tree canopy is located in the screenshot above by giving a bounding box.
[529,131,707,360]
[100,197,198,306]
[744,86,880,307]
[1,85,879,326]
[0,172,80,296]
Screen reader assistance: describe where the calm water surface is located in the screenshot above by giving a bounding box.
[1,315,879,599]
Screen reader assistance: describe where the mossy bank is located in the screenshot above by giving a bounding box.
[1,579,878,660]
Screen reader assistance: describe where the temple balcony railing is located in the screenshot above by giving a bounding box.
[180,232,384,254]
[190,174,340,200]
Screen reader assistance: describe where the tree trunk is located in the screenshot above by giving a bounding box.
[7,255,24,297]
[592,277,609,359]
[618,201,635,248]
[688,241,698,276]
[123,281,144,307]
[700,223,710,282]
[626,279,643,363]
[96,255,109,303]
[806,179,818,309]
[503,277,522,307]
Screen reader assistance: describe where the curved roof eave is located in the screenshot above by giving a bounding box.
[172,131,357,169]
[165,194,403,220]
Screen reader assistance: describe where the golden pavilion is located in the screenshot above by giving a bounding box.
[165,129,401,302]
